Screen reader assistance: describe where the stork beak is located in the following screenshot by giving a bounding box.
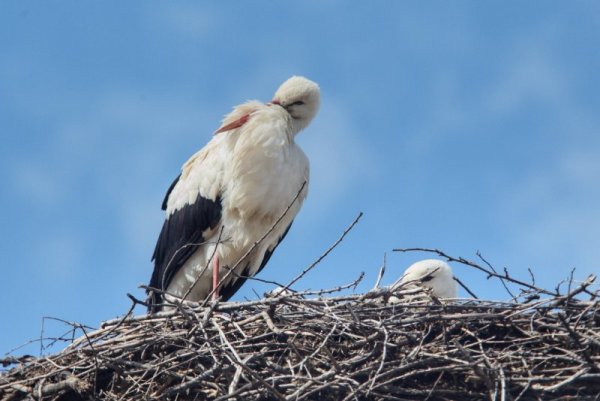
[270,99,281,106]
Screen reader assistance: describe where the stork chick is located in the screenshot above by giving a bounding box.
[389,259,457,302]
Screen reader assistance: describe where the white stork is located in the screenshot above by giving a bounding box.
[389,259,457,302]
[148,76,320,312]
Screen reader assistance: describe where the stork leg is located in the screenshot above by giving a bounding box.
[212,255,220,300]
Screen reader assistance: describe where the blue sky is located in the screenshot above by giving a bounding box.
[2,2,599,356]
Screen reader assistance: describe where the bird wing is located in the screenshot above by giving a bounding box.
[218,222,293,302]
[160,173,181,211]
[149,140,228,309]
[149,194,222,298]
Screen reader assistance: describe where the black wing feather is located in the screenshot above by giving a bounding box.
[161,174,181,211]
[218,222,293,302]
[148,184,222,311]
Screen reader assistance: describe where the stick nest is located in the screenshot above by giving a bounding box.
[2,281,600,401]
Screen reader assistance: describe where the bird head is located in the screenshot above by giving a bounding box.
[399,259,457,298]
[271,76,320,135]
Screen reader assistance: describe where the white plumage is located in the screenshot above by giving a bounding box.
[264,286,295,298]
[389,259,457,302]
[148,76,320,311]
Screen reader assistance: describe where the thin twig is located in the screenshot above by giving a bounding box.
[281,212,363,293]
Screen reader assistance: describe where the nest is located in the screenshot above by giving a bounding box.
[1,215,599,401]
[1,272,599,401]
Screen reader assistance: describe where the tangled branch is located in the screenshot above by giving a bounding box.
[2,230,600,400]
[2,274,599,400]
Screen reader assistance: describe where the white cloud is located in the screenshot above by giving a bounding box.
[501,150,600,278]
[481,22,578,120]
[483,24,600,278]
[297,95,379,217]
[402,72,470,156]
[12,162,66,208]
[38,230,84,280]
[486,52,567,116]
[149,3,218,38]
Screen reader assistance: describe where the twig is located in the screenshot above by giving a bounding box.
[477,251,515,299]
[281,212,363,293]
[454,276,479,299]
[373,252,387,290]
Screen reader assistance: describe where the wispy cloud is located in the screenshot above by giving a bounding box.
[38,230,85,280]
[12,162,67,209]
[501,149,600,279]
[485,38,568,115]
[298,95,379,219]
[151,3,218,38]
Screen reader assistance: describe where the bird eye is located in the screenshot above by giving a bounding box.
[291,100,305,106]
[421,274,435,282]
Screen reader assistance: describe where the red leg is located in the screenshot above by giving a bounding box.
[212,255,219,300]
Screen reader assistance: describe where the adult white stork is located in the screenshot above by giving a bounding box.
[389,259,457,302]
[148,76,320,312]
